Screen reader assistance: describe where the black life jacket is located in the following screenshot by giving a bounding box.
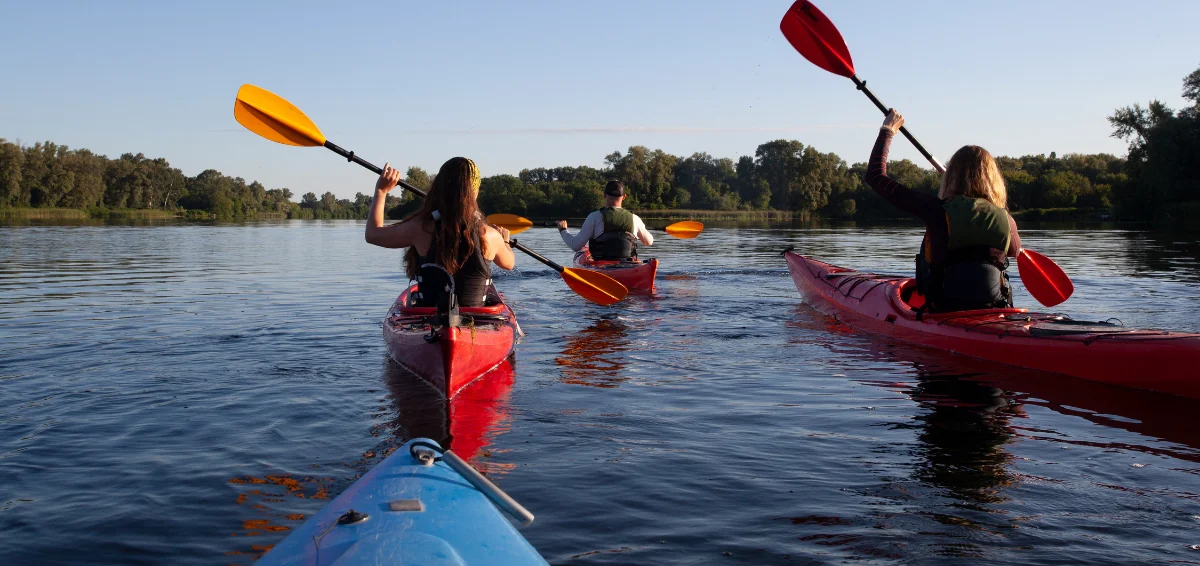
[411,222,492,309]
[916,196,1013,312]
[587,206,638,261]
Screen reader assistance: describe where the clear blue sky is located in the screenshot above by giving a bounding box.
[2,0,1198,200]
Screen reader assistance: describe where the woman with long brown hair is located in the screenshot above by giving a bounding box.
[365,157,514,307]
[864,110,1022,312]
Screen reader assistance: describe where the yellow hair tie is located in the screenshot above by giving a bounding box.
[465,158,481,196]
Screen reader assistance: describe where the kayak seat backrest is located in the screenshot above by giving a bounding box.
[399,304,505,316]
[398,284,506,316]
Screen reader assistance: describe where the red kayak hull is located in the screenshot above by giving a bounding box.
[383,285,517,399]
[784,251,1200,399]
[573,250,658,293]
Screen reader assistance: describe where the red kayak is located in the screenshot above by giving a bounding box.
[784,250,1200,399]
[383,285,518,398]
[573,249,658,293]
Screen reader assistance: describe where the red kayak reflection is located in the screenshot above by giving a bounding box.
[556,316,631,388]
[381,358,516,467]
[789,306,1200,462]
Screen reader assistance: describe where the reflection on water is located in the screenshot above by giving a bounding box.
[556,315,631,388]
[4,220,1200,565]
[905,367,1019,509]
[377,358,515,466]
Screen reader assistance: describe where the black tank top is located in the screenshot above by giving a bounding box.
[411,224,492,308]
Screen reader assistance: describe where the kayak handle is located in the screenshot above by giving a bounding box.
[409,440,535,526]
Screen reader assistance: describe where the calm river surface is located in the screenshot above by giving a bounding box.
[2,220,1200,565]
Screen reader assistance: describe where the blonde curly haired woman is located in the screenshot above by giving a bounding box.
[864,109,1022,312]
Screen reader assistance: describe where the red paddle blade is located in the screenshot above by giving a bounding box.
[779,0,855,78]
[1018,249,1074,307]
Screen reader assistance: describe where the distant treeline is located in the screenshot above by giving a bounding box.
[0,141,403,220]
[2,64,1196,226]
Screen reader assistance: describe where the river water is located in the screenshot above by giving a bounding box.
[2,220,1199,565]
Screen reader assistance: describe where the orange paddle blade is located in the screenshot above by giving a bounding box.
[487,213,534,235]
[1018,249,1074,307]
[234,84,327,147]
[561,268,628,306]
[664,220,703,239]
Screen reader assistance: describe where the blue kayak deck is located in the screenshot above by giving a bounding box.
[258,439,547,566]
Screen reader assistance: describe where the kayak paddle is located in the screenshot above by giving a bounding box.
[485,213,534,235]
[778,2,1075,307]
[779,0,944,173]
[234,84,628,306]
[491,214,703,240]
[658,220,703,239]
[1016,249,1073,307]
[509,239,628,306]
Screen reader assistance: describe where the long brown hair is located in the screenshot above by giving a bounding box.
[403,157,484,278]
[938,145,1008,209]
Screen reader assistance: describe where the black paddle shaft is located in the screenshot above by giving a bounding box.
[322,140,430,198]
[508,239,565,273]
[849,75,945,173]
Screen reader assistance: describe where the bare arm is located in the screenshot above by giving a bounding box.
[365,164,419,248]
[484,225,515,270]
[632,215,654,246]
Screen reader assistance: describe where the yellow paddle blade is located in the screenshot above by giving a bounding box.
[664,220,704,239]
[487,213,534,235]
[561,268,628,306]
[234,84,327,147]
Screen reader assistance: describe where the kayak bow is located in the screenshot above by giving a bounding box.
[257,438,547,565]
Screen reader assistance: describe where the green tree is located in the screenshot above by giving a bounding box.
[1110,63,1200,223]
[1040,170,1090,207]
[0,140,25,207]
[753,139,805,210]
[405,166,431,191]
[60,149,106,208]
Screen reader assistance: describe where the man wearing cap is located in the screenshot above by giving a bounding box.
[556,180,654,261]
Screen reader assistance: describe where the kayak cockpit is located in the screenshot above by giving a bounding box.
[891,277,1026,320]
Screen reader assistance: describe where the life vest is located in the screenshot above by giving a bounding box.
[916,196,1013,312]
[411,222,492,309]
[587,207,639,261]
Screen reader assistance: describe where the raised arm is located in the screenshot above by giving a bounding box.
[864,110,943,223]
[365,163,420,248]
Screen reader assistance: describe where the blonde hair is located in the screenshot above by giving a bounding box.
[938,145,1007,209]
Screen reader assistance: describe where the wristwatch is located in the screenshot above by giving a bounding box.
[558,226,567,231]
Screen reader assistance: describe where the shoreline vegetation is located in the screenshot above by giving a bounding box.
[3,66,1196,229]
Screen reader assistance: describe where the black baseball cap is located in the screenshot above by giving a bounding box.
[604,180,625,197]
